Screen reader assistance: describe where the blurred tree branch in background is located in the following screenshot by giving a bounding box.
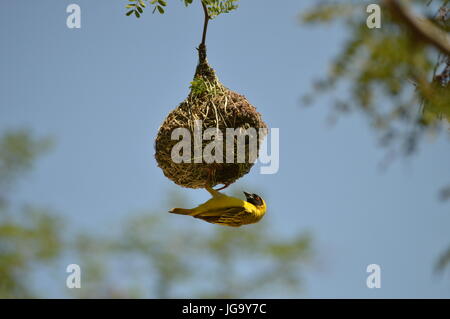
[301,0,450,276]
[0,130,61,298]
[72,208,313,298]
[436,246,450,275]
[301,0,449,155]
[0,130,52,209]
[385,0,450,56]
[0,130,314,298]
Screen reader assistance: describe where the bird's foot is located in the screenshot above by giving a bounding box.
[214,183,230,191]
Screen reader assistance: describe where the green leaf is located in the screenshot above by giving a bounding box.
[137,6,143,13]
[126,9,134,16]
[134,10,141,18]
[157,5,164,13]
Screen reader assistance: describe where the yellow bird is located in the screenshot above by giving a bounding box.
[169,187,266,227]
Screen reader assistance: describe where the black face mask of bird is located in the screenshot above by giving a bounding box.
[244,192,263,207]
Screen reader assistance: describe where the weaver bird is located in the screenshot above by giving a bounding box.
[169,187,266,227]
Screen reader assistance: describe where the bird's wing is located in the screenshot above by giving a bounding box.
[194,206,245,217]
[194,206,249,227]
[192,195,246,215]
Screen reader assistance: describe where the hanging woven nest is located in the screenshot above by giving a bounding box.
[155,44,267,189]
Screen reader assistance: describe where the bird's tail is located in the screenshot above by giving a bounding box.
[169,208,193,215]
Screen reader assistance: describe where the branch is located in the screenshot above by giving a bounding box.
[197,1,210,63]
[201,1,210,47]
[384,0,450,56]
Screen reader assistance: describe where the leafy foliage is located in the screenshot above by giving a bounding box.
[126,0,167,17]
[72,212,313,298]
[190,76,209,96]
[0,130,60,298]
[202,0,239,18]
[0,130,314,298]
[0,208,61,298]
[0,130,52,196]
[301,0,449,156]
[301,0,450,278]
[435,245,450,275]
[125,0,238,18]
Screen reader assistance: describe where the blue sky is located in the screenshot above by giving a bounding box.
[1,0,450,298]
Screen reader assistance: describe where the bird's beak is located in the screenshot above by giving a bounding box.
[243,191,252,199]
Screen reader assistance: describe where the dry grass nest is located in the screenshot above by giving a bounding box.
[155,51,267,189]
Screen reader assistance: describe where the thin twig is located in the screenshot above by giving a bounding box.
[384,0,450,56]
[201,1,210,47]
